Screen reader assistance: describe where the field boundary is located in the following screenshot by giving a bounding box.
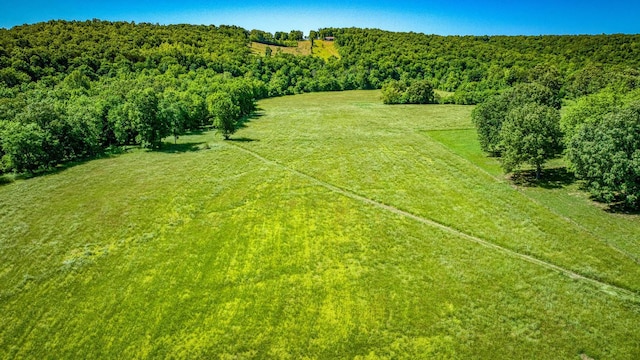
[228,142,640,303]
[424,129,640,266]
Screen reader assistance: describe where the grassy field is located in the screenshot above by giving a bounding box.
[311,40,340,60]
[250,40,339,60]
[1,91,639,358]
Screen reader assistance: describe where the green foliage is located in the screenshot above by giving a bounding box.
[0,121,53,173]
[561,88,621,141]
[472,83,558,155]
[250,29,300,47]
[406,80,436,104]
[112,102,136,146]
[528,64,564,97]
[499,103,563,178]
[62,69,91,93]
[382,79,436,104]
[64,95,103,157]
[158,89,186,144]
[567,102,640,208]
[129,88,166,149]
[208,92,240,140]
[561,87,640,141]
[0,67,31,87]
[381,80,404,104]
[330,28,640,103]
[566,64,608,98]
[471,96,508,155]
[2,21,640,173]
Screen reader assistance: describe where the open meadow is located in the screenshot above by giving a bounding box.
[1,90,639,358]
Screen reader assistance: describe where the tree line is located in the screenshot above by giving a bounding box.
[249,29,304,47]
[472,82,640,209]
[2,20,640,188]
[329,28,640,103]
[0,68,263,173]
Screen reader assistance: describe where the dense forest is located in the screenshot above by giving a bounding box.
[1,20,640,207]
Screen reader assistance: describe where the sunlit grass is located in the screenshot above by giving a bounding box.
[1,90,639,358]
[244,91,640,291]
[250,41,313,56]
[312,40,340,60]
[428,127,640,267]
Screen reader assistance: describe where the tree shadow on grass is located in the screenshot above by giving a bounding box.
[0,175,14,186]
[228,137,259,143]
[184,129,207,135]
[510,167,576,189]
[509,166,640,215]
[604,202,640,215]
[236,110,264,129]
[0,149,126,187]
[157,142,207,154]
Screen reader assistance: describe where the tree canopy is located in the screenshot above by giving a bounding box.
[566,102,640,208]
[381,79,436,104]
[499,103,563,179]
[472,83,559,155]
[2,20,640,177]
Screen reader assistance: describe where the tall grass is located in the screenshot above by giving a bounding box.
[0,91,638,358]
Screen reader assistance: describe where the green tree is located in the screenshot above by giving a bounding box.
[62,69,91,93]
[560,88,622,142]
[289,30,304,41]
[529,64,563,98]
[0,67,31,87]
[471,94,509,155]
[134,89,166,148]
[381,80,405,104]
[567,64,607,98]
[226,80,257,116]
[159,90,186,144]
[566,102,640,208]
[0,121,52,173]
[472,83,559,155]
[381,79,437,104]
[406,80,436,104]
[208,92,240,140]
[111,102,136,146]
[13,96,67,164]
[499,103,563,179]
[65,95,103,157]
[176,90,208,130]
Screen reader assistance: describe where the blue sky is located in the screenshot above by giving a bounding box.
[1,0,639,35]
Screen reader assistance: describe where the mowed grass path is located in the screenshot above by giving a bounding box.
[1,91,639,358]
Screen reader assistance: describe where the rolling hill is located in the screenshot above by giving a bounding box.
[1,91,638,358]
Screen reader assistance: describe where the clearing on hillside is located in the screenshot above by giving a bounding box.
[0,91,638,359]
[250,41,313,56]
[250,40,340,60]
[312,39,340,60]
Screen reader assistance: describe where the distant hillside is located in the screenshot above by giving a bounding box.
[326,27,640,102]
[3,20,640,173]
[250,41,312,57]
[2,20,640,100]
